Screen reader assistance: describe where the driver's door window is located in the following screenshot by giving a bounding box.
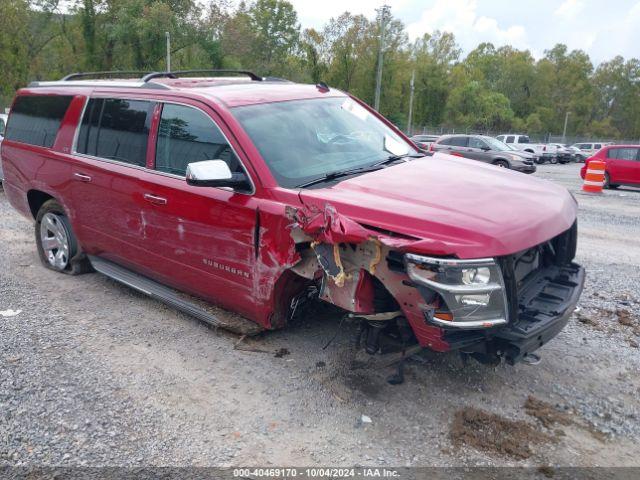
[155,104,242,176]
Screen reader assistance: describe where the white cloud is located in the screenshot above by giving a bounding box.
[554,0,585,18]
[405,0,530,52]
[288,0,410,30]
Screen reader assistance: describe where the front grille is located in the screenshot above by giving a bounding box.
[499,221,578,323]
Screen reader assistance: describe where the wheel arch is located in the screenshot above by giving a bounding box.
[27,190,55,219]
[493,157,511,167]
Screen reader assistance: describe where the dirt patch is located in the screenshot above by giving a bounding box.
[524,396,608,443]
[617,309,634,327]
[274,347,290,358]
[576,312,602,329]
[450,407,552,460]
[524,396,573,429]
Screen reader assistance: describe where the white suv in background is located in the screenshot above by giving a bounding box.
[496,134,558,163]
[570,142,611,161]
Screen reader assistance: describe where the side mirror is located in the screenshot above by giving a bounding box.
[481,146,491,151]
[185,160,250,191]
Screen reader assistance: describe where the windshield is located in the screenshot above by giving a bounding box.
[482,136,511,151]
[232,97,416,188]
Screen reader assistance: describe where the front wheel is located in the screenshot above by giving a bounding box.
[493,160,509,169]
[549,156,558,164]
[35,200,91,275]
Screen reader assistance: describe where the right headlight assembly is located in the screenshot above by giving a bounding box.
[404,254,509,329]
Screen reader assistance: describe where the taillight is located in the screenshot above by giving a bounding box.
[543,145,547,151]
[429,143,435,151]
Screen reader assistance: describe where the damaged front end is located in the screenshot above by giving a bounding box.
[282,203,584,371]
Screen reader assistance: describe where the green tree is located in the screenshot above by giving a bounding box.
[248,0,299,74]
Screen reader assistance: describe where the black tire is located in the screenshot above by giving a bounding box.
[493,160,509,169]
[603,172,619,190]
[550,156,558,164]
[35,199,92,275]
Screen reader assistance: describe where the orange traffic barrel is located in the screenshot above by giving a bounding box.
[582,160,605,193]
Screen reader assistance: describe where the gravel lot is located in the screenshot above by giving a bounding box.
[1,162,639,468]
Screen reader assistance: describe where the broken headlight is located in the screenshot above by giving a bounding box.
[404,254,509,329]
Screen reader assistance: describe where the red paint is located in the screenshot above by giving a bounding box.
[580,144,640,186]
[1,79,580,350]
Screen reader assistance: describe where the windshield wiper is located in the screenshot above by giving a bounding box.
[373,152,425,167]
[296,165,384,188]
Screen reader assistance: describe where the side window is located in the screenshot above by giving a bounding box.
[468,137,487,149]
[608,148,638,160]
[0,117,6,136]
[505,135,515,143]
[155,104,243,176]
[438,137,451,146]
[496,136,504,142]
[5,95,73,147]
[594,144,602,150]
[449,136,468,147]
[77,98,153,167]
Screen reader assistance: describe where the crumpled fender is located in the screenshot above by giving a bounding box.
[292,203,372,244]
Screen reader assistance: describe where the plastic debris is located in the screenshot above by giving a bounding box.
[0,309,22,318]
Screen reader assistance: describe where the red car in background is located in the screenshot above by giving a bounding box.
[580,145,640,189]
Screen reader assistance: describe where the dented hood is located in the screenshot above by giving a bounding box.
[297,155,578,259]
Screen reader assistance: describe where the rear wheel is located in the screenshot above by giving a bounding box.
[35,200,91,274]
[493,160,509,169]
[550,156,558,164]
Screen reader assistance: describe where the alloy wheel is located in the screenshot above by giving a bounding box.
[40,212,71,270]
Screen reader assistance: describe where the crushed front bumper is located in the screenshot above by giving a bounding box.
[440,262,584,364]
[494,262,584,364]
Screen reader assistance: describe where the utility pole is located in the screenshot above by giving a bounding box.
[374,5,391,112]
[165,32,171,72]
[407,70,415,134]
[562,111,570,144]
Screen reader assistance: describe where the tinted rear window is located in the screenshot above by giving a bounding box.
[77,98,154,166]
[607,148,639,160]
[5,95,73,147]
[449,136,468,147]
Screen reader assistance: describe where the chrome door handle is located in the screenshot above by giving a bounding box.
[74,173,92,182]
[143,193,168,205]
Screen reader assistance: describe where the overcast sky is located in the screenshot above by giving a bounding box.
[288,0,640,65]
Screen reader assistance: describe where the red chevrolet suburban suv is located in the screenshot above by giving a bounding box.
[0,71,584,375]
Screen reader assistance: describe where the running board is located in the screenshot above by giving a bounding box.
[88,256,263,336]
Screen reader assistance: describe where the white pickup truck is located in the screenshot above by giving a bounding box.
[496,134,558,164]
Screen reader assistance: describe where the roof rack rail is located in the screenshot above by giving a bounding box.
[141,69,263,82]
[61,71,147,81]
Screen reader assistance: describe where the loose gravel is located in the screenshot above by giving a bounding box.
[1,162,639,467]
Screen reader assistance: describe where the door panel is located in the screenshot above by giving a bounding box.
[607,148,639,184]
[138,101,259,320]
[69,97,156,265]
[135,175,258,319]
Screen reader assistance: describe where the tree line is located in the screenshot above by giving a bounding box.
[1,0,639,140]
